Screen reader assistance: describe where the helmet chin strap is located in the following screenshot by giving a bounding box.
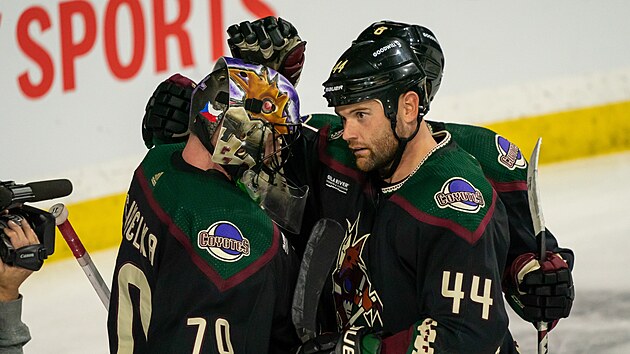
[379,84,431,180]
[379,101,425,181]
[380,116,421,180]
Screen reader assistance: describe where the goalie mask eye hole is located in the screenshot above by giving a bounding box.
[262,98,275,114]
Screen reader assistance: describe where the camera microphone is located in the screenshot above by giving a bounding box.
[0,179,73,209]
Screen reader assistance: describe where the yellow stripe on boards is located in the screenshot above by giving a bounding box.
[485,100,630,164]
[45,100,630,262]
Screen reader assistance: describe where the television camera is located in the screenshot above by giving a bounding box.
[0,179,72,270]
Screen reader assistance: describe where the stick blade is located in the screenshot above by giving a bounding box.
[292,218,345,342]
[527,137,545,235]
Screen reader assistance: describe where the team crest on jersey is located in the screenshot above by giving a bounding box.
[332,214,383,329]
[495,135,527,170]
[434,177,486,213]
[198,221,250,262]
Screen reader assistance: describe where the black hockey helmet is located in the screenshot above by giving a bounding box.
[322,37,427,126]
[323,37,428,179]
[355,20,444,111]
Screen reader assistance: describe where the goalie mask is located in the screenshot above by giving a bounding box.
[190,57,308,233]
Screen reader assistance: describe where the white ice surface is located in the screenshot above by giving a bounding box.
[18,151,630,353]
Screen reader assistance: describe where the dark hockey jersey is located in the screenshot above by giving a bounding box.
[107,143,299,354]
[288,114,574,278]
[427,121,574,269]
[291,114,514,353]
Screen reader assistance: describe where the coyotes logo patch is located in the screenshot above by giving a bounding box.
[198,221,250,262]
[495,135,526,170]
[434,177,486,213]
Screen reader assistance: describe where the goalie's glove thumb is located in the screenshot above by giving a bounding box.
[142,74,195,149]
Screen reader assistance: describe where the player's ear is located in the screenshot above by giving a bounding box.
[399,91,420,125]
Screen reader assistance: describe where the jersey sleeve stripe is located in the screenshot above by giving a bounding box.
[489,179,527,193]
[389,189,498,245]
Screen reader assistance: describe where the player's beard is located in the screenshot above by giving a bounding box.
[354,128,399,173]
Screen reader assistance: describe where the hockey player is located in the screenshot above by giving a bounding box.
[107,57,303,353]
[290,34,515,353]
[141,18,574,340]
[351,21,575,331]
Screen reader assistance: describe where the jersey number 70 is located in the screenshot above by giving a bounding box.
[115,263,234,353]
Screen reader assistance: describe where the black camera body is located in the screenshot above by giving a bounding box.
[0,205,56,271]
[1,179,71,271]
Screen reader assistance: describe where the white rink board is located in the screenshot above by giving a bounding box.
[2,0,630,202]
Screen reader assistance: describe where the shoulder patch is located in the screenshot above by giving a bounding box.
[442,122,527,189]
[495,135,526,170]
[389,141,500,244]
[434,177,486,213]
[197,221,251,262]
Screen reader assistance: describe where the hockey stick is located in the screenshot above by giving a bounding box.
[49,203,111,310]
[526,138,549,354]
[292,218,346,343]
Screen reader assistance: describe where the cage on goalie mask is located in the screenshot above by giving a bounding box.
[190,57,308,233]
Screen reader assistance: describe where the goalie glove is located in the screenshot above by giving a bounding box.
[505,252,575,329]
[142,74,195,148]
[227,16,306,86]
[294,327,381,354]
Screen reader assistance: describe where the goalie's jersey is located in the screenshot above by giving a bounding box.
[107,143,299,354]
[288,114,515,353]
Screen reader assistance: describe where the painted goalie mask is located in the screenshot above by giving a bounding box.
[190,57,308,233]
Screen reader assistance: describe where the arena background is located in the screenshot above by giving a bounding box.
[3,0,629,258]
[1,0,629,353]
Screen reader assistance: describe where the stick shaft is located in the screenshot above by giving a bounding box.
[538,321,549,353]
[51,203,111,310]
[292,218,345,342]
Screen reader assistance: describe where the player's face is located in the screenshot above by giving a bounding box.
[336,99,398,172]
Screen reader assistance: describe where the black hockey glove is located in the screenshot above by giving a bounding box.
[505,252,575,330]
[142,74,195,148]
[227,16,306,86]
[294,327,381,354]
